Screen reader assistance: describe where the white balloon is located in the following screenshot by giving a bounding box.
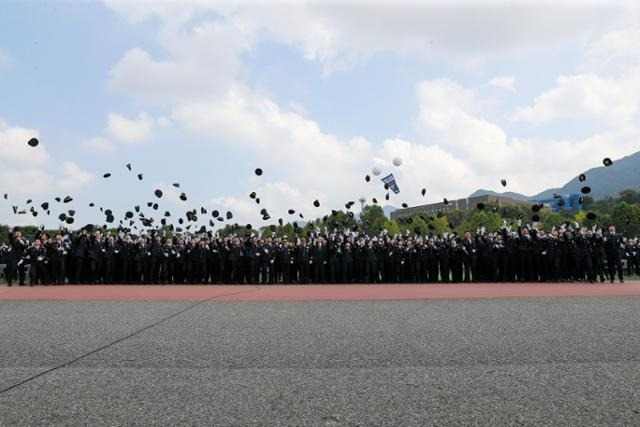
[372,166,382,176]
[392,157,402,167]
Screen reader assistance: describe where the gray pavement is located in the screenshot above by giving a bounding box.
[1,297,640,425]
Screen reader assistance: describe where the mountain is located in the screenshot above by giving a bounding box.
[468,189,531,201]
[470,150,640,201]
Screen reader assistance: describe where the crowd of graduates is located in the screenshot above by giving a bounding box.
[0,222,630,286]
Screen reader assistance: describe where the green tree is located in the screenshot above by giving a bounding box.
[360,204,387,235]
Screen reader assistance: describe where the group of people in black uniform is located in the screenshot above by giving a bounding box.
[0,223,629,286]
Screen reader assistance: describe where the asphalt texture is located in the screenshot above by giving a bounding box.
[1,297,640,426]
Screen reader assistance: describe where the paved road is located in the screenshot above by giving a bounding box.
[1,297,640,425]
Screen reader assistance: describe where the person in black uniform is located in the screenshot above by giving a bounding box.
[48,233,69,285]
[173,238,187,284]
[461,231,478,282]
[297,238,311,284]
[245,236,259,284]
[229,237,244,284]
[313,237,327,283]
[364,240,378,283]
[102,236,117,284]
[5,228,29,286]
[27,239,47,286]
[604,225,624,283]
[588,229,607,283]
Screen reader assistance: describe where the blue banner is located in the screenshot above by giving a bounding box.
[381,173,400,194]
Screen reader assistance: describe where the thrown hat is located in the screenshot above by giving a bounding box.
[27,138,39,147]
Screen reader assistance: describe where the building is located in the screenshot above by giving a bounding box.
[390,194,534,221]
[533,193,583,212]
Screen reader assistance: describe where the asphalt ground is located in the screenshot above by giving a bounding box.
[1,296,640,426]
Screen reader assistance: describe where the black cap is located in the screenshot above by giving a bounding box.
[278,218,283,225]
[603,157,613,167]
[134,205,140,212]
[152,203,158,210]
[501,179,507,187]
[532,214,540,222]
[201,207,207,215]
[212,210,219,217]
[372,198,378,204]
[532,204,541,212]
[68,209,76,216]
[66,217,74,224]
[421,188,426,196]
[385,193,389,200]
[443,198,448,205]
[313,200,320,207]
[105,209,112,215]
[299,213,304,219]
[58,213,67,221]
[63,196,73,203]
[164,211,171,217]
[26,199,32,204]
[172,183,180,188]
[365,175,370,182]
[246,224,252,230]
[3,193,6,199]
[581,186,591,194]
[125,211,134,219]
[27,138,39,147]
[126,163,132,171]
[89,202,95,207]
[578,174,586,182]
[154,189,163,198]
[288,209,295,214]
[586,212,597,220]
[249,192,256,199]
[55,197,61,202]
[401,203,408,208]
[178,218,184,224]
[226,211,233,220]
[255,168,263,176]
[41,202,49,210]
[138,173,143,180]
[477,202,485,210]
[103,173,111,178]
[255,198,260,204]
[147,202,153,207]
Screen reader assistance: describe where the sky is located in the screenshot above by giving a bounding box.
[1,0,640,230]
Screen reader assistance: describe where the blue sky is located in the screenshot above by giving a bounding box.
[1,0,640,229]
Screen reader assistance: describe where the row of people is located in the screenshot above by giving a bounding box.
[0,224,627,286]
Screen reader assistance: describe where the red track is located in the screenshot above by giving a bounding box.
[1,282,639,301]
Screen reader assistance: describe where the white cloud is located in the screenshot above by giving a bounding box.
[513,67,640,125]
[56,161,95,191]
[105,0,630,75]
[416,78,640,196]
[489,75,516,93]
[585,27,640,71]
[0,120,53,201]
[107,111,169,143]
[80,137,117,154]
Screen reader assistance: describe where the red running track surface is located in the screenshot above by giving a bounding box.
[1,282,639,301]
